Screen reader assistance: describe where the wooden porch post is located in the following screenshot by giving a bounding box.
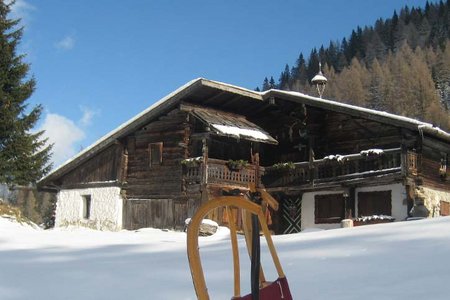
[200,138,209,206]
[201,137,209,184]
[251,143,261,188]
[309,148,315,185]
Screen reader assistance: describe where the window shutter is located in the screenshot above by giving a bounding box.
[357,191,391,217]
[440,201,449,216]
[314,194,345,224]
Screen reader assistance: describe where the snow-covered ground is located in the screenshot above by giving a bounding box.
[1,216,450,300]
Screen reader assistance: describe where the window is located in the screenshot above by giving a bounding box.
[314,194,345,224]
[149,142,163,167]
[82,195,92,219]
[440,201,449,216]
[357,191,391,217]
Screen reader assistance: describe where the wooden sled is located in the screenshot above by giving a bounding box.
[186,187,293,299]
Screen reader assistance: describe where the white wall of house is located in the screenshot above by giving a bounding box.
[301,190,346,230]
[301,183,408,230]
[55,186,123,231]
[355,183,408,222]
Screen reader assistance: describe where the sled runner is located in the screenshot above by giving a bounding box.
[186,186,293,300]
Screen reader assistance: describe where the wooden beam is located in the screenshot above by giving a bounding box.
[202,90,227,105]
[221,94,243,109]
[351,118,378,137]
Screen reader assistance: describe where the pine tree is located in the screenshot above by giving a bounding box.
[262,77,270,91]
[0,1,52,186]
[326,41,340,71]
[321,63,338,100]
[367,58,386,110]
[334,58,369,106]
[365,32,387,65]
[278,64,290,90]
[293,53,308,86]
[269,76,276,89]
[434,41,450,110]
[307,48,319,80]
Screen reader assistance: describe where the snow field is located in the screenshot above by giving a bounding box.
[1,217,450,299]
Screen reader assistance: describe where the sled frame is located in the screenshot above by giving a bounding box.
[186,190,286,299]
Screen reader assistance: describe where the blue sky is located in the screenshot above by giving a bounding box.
[12,0,434,167]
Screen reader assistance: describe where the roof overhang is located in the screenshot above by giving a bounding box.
[265,89,450,143]
[185,105,278,145]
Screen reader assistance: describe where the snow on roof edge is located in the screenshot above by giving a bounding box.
[200,78,264,99]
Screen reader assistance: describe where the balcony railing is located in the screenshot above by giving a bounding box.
[183,158,261,187]
[407,151,418,176]
[264,148,403,188]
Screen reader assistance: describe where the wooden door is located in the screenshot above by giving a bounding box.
[281,196,302,234]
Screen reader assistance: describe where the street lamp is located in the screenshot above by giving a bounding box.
[311,62,327,98]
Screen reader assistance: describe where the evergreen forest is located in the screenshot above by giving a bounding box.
[260,1,450,130]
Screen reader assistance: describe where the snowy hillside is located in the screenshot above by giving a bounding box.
[1,216,450,300]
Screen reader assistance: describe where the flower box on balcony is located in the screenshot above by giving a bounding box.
[353,215,395,226]
[226,160,249,171]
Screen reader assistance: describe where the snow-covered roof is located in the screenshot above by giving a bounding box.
[189,107,278,144]
[39,78,450,186]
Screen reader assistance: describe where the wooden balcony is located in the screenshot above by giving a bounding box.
[263,148,403,189]
[183,158,262,188]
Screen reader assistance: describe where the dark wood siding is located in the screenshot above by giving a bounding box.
[257,104,406,166]
[317,110,404,156]
[60,144,122,186]
[125,109,189,198]
[419,154,450,191]
[123,198,198,230]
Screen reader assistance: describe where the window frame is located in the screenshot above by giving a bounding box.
[82,195,92,220]
[148,142,163,167]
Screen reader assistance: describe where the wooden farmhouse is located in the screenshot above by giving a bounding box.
[38,78,450,233]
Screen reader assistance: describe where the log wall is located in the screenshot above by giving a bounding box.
[419,154,450,191]
[125,108,189,198]
[122,108,195,230]
[123,198,198,230]
[60,144,122,187]
[316,110,405,156]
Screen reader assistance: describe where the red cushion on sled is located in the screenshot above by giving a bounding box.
[233,277,293,300]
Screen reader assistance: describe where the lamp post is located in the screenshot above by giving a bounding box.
[311,62,327,98]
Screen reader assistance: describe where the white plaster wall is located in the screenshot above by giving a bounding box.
[301,184,408,230]
[301,190,346,230]
[355,183,407,221]
[55,186,123,231]
[419,186,450,217]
